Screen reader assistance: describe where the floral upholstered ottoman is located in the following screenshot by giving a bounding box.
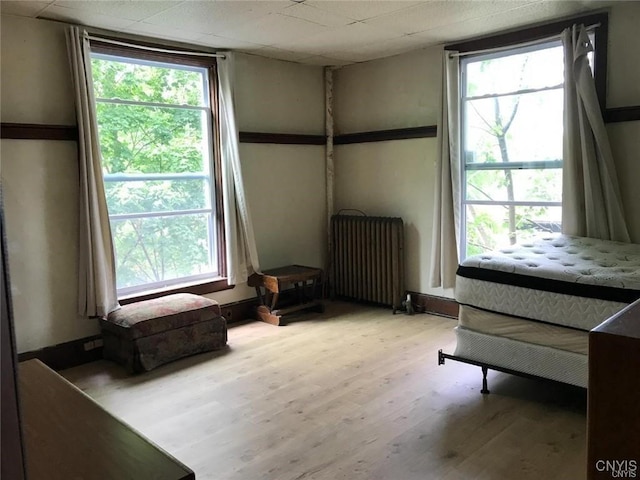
[100,293,227,373]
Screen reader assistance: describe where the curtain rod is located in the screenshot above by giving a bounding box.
[448,22,600,58]
[86,34,226,59]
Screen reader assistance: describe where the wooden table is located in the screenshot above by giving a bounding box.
[248,265,324,326]
[19,359,195,480]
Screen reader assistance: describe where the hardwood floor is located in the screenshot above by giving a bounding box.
[61,301,587,480]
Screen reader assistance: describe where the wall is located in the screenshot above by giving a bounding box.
[333,46,449,298]
[234,54,326,271]
[332,2,640,299]
[605,2,640,242]
[0,15,326,353]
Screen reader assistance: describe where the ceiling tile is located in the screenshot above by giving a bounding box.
[298,55,354,66]
[280,2,355,27]
[335,33,430,60]
[142,0,291,36]
[250,46,315,63]
[364,1,537,35]
[51,1,180,21]
[411,0,604,46]
[305,0,420,21]
[0,1,52,17]
[284,21,403,56]
[196,34,266,50]
[4,0,620,67]
[220,13,331,46]
[38,4,137,30]
[123,21,205,43]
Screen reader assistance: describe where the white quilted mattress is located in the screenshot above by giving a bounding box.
[455,235,640,331]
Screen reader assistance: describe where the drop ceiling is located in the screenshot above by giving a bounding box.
[0,0,613,66]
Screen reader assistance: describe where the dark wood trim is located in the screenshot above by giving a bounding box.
[408,291,459,319]
[593,14,608,113]
[90,39,217,69]
[447,12,609,111]
[118,278,234,306]
[604,106,640,123]
[1,194,27,480]
[209,64,227,278]
[446,12,608,52]
[18,334,105,372]
[334,126,437,145]
[1,123,78,141]
[219,296,259,325]
[238,131,326,145]
[5,106,640,150]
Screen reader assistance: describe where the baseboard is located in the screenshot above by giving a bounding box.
[219,297,259,325]
[20,285,416,371]
[18,334,105,371]
[407,291,459,319]
[18,297,261,371]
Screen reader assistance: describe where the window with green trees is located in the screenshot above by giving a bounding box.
[461,41,565,258]
[91,49,221,295]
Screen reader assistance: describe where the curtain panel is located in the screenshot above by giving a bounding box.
[430,51,462,289]
[216,53,261,285]
[561,25,631,242]
[66,27,120,317]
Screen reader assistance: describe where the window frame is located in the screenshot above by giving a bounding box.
[447,12,609,259]
[446,12,608,109]
[89,40,230,303]
[459,39,565,257]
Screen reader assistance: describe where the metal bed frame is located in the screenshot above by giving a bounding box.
[437,349,582,394]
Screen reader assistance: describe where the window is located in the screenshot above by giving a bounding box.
[455,13,607,260]
[460,41,565,258]
[90,47,224,296]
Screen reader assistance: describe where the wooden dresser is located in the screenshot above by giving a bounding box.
[588,299,640,479]
[19,359,195,480]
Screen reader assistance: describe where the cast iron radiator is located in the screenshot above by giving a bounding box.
[330,215,405,313]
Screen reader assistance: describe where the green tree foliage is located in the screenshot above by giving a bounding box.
[91,56,216,290]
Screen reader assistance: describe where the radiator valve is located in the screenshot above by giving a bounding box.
[402,293,414,315]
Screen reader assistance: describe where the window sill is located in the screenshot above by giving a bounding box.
[118,277,233,305]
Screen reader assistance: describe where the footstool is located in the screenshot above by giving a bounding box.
[100,293,227,373]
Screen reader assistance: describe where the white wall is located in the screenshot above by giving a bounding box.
[235,53,324,134]
[234,53,326,271]
[606,2,640,108]
[333,45,450,298]
[332,2,640,300]
[334,47,442,134]
[0,15,326,352]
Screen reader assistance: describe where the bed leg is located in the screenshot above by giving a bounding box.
[481,366,490,395]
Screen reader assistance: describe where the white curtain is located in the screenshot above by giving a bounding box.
[430,51,462,289]
[561,25,630,242]
[66,27,120,317]
[217,52,261,284]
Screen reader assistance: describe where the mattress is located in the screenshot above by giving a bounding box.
[454,327,588,388]
[459,305,588,355]
[456,235,640,330]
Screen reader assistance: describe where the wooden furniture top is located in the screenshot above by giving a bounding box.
[247,265,322,293]
[591,298,640,339]
[19,359,195,480]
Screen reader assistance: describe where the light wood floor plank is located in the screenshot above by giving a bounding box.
[61,301,586,480]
